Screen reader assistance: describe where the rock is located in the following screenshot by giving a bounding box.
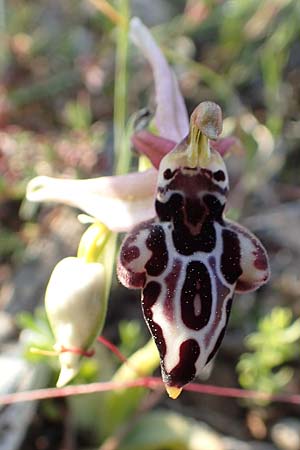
[0,344,50,450]
[223,436,278,450]
[120,410,224,450]
[0,312,16,343]
[271,418,300,450]
[188,420,224,450]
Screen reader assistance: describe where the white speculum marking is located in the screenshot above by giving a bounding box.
[193,294,201,316]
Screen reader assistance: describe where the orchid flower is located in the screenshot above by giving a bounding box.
[117,20,270,399]
[118,101,270,399]
[26,18,270,398]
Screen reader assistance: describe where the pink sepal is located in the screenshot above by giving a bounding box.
[132,130,176,168]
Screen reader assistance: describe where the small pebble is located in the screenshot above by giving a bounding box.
[0,312,16,343]
[271,418,300,450]
[223,436,277,450]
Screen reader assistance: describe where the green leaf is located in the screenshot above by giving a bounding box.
[120,410,223,450]
[237,307,299,401]
[118,320,144,357]
[101,340,160,438]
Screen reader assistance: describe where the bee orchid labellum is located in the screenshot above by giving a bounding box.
[117,101,270,399]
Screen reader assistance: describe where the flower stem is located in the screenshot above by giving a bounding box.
[97,335,130,366]
[1,378,300,406]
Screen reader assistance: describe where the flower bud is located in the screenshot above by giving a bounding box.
[45,257,106,387]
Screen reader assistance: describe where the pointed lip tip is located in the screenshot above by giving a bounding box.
[165,385,183,400]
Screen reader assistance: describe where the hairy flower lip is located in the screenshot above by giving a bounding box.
[26,170,157,232]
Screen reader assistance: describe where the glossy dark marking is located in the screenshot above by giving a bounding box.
[163,168,178,180]
[142,281,166,359]
[118,219,155,288]
[156,187,226,254]
[185,198,206,227]
[117,263,146,289]
[172,217,216,255]
[203,194,225,222]
[163,259,182,321]
[221,229,242,284]
[156,193,217,255]
[118,242,145,287]
[166,170,227,197]
[120,218,154,267]
[206,298,233,364]
[142,281,161,309]
[121,245,140,264]
[181,261,212,330]
[164,339,200,387]
[155,193,183,223]
[120,232,140,265]
[214,170,225,181]
[145,225,168,276]
[253,242,268,271]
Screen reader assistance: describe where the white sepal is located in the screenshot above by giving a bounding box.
[26,170,157,232]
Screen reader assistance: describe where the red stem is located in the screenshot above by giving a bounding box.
[60,346,95,358]
[1,377,300,406]
[97,335,141,375]
[97,336,129,365]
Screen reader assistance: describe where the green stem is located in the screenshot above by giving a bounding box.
[0,0,7,74]
[114,0,130,176]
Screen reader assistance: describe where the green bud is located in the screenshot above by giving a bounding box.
[45,256,106,387]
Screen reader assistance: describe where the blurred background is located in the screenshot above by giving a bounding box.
[1,0,300,449]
